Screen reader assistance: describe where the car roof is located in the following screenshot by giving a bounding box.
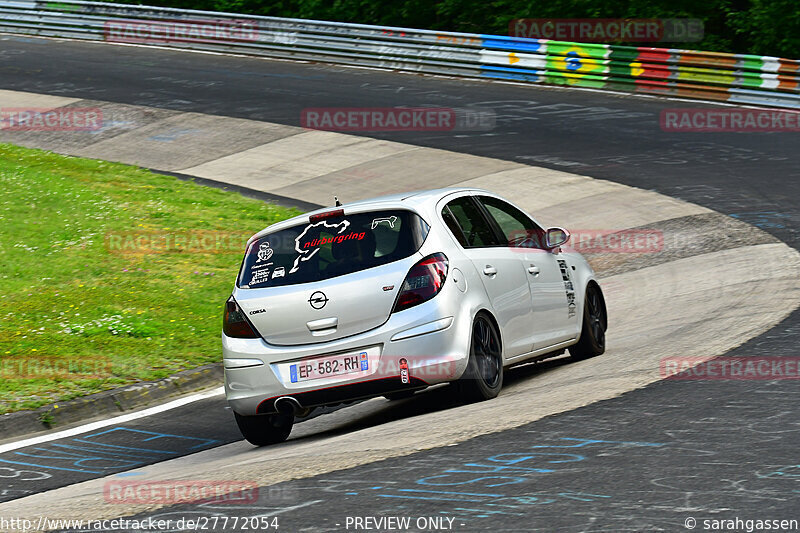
[249,187,491,243]
[314,187,489,212]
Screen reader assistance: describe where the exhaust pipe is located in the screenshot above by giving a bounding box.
[273,396,306,417]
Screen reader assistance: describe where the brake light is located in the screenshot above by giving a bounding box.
[309,209,345,222]
[393,253,448,313]
[223,296,260,338]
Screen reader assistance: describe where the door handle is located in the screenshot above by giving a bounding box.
[528,265,540,276]
[483,265,497,276]
[307,317,338,331]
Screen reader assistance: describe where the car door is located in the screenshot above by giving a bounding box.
[441,195,534,358]
[476,195,575,350]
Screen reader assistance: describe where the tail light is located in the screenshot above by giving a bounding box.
[223,296,260,338]
[393,253,448,313]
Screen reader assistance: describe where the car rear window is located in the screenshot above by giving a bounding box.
[238,210,430,288]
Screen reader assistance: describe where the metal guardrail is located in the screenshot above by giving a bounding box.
[1,0,799,109]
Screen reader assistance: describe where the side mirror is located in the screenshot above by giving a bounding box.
[545,227,570,249]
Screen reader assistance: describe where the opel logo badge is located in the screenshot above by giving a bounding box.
[308,291,329,310]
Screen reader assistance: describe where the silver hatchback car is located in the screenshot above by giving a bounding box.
[223,188,606,445]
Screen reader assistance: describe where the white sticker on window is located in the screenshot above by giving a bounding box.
[289,219,352,274]
[371,215,398,229]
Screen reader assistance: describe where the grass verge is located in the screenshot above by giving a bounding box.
[0,144,300,414]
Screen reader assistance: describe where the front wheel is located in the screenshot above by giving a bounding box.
[454,314,503,403]
[234,412,293,446]
[569,284,607,361]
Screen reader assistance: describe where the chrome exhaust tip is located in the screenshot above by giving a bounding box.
[274,396,304,416]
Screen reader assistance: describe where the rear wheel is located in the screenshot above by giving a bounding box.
[455,314,503,402]
[569,284,607,361]
[234,412,293,446]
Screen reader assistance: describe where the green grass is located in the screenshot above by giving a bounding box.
[0,144,300,414]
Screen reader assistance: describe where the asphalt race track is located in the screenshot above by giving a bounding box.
[0,35,799,531]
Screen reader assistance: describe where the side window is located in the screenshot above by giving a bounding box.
[479,196,544,248]
[441,206,468,247]
[442,197,500,248]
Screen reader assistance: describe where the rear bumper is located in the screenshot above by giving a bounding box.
[255,376,430,414]
[223,301,471,416]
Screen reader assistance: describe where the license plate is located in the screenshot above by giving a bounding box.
[290,350,370,383]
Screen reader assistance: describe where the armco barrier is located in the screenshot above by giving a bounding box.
[1,1,798,109]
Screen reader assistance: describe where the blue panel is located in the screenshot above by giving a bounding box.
[480,71,542,82]
[481,35,543,53]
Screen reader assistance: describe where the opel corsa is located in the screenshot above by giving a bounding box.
[223,188,607,445]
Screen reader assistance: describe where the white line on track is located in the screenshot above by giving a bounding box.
[0,386,224,454]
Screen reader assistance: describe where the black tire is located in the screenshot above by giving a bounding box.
[454,314,504,403]
[384,391,416,401]
[569,284,607,361]
[234,412,293,446]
